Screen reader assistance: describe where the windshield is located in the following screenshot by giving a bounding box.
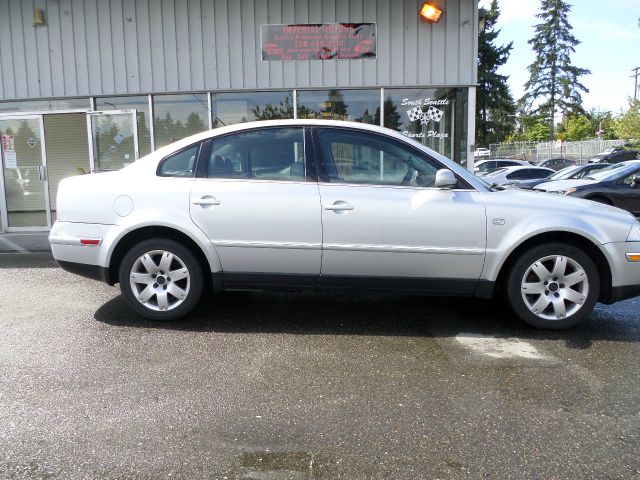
[550,165,581,180]
[585,162,639,181]
[483,167,508,177]
[598,147,615,155]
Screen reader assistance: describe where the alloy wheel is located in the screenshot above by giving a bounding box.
[520,254,589,321]
[129,249,191,312]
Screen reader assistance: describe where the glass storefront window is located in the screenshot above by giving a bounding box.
[152,94,209,148]
[0,98,90,113]
[95,96,152,157]
[296,89,379,124]
[383,88,458,162]
[212,91,294,127]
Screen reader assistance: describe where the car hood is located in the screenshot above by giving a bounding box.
[533,179,596,192]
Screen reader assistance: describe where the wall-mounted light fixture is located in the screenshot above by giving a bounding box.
[478,8,487,32]
[33,7,46,26]
[419,2,443,24]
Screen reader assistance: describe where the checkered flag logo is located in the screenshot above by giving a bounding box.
[406,106,423,122]
[424,106,444,123]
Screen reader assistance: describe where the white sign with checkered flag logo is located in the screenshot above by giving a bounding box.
[406,106,423,122]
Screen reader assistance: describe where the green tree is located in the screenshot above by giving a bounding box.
[374,96,402,130]
[557,114,591,141]
[522,0,590,140]
[252,94,295,120]
[507,101,550,141]
[613,100,640,140]
[322,90,348,120]
[476,0,516,146]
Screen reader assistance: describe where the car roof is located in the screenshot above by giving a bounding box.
[475,158,527,165]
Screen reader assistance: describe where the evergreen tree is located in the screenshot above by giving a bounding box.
[476,0,515,147]
[522,0,590,141]
[322,90,348,120]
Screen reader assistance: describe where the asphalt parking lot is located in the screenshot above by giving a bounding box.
[1,252,639,479]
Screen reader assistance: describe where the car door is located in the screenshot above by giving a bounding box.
[189,126,322,288]
[613,168,640,216]
[314,127,487,294]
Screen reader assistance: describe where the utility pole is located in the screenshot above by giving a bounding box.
[632,67,640,101]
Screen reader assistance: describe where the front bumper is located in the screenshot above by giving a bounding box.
[600,240,640,303]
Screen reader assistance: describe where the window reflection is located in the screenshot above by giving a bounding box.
[95,96,152,157]
[212,91,294,127]
[152,94,209,148]
[383,88,457,160]
[296,89,379,124]
[0,98,90,113]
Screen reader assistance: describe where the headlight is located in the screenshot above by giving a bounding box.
[628,223,640,242]
[562,188,577,196]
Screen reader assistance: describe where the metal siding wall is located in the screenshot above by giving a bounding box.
[0,0,477,101]
[136,0,153,92]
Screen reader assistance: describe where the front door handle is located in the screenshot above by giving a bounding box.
[192,196,221,206]
[324,201,354,212]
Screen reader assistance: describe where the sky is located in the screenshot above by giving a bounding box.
[478,0,640,114]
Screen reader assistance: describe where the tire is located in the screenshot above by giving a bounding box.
[118,238,203,321]
[588,196,612,206]
[505,243,600,329]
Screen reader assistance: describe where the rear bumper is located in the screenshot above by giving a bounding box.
[57,260,110,283]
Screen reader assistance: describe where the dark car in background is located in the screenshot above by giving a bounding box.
[589,146,639,163]
[535,160,640,216]
[536,158,576,171]
[504,163,611,190]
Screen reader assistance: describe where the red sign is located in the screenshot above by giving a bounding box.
[1,134,15,152]
[261,23,377,61]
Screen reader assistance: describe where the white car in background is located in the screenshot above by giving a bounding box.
[480,165,555,187]
[49,120,640,329]
[474,147,490,158]
[474,158,531,175]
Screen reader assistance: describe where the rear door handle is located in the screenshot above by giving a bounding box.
[324,202,354,212]
[192,196,221,206]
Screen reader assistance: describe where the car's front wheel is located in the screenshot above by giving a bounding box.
[118,238,203,320]
[505,243,600,329]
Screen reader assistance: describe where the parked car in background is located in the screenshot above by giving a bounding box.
[480,165,555,187]
[503,163,611,190]
[536,158,576,171]
[535,160,640,216]
[48,120,640,330]
[589,146,639,163]
[474,147,490,158]
[474,158,530,175]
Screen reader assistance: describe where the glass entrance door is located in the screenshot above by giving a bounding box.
[87,110,138,172]
[0,115,51,230]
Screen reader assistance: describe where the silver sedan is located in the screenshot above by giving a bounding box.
[49,120,640,329]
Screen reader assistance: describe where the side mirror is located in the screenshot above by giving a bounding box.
[435,169,457,189]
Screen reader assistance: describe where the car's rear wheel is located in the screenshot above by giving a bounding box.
[118,238,203,320]
[505,243,599,329]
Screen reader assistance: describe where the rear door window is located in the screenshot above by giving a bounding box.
[206,127,306,181]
